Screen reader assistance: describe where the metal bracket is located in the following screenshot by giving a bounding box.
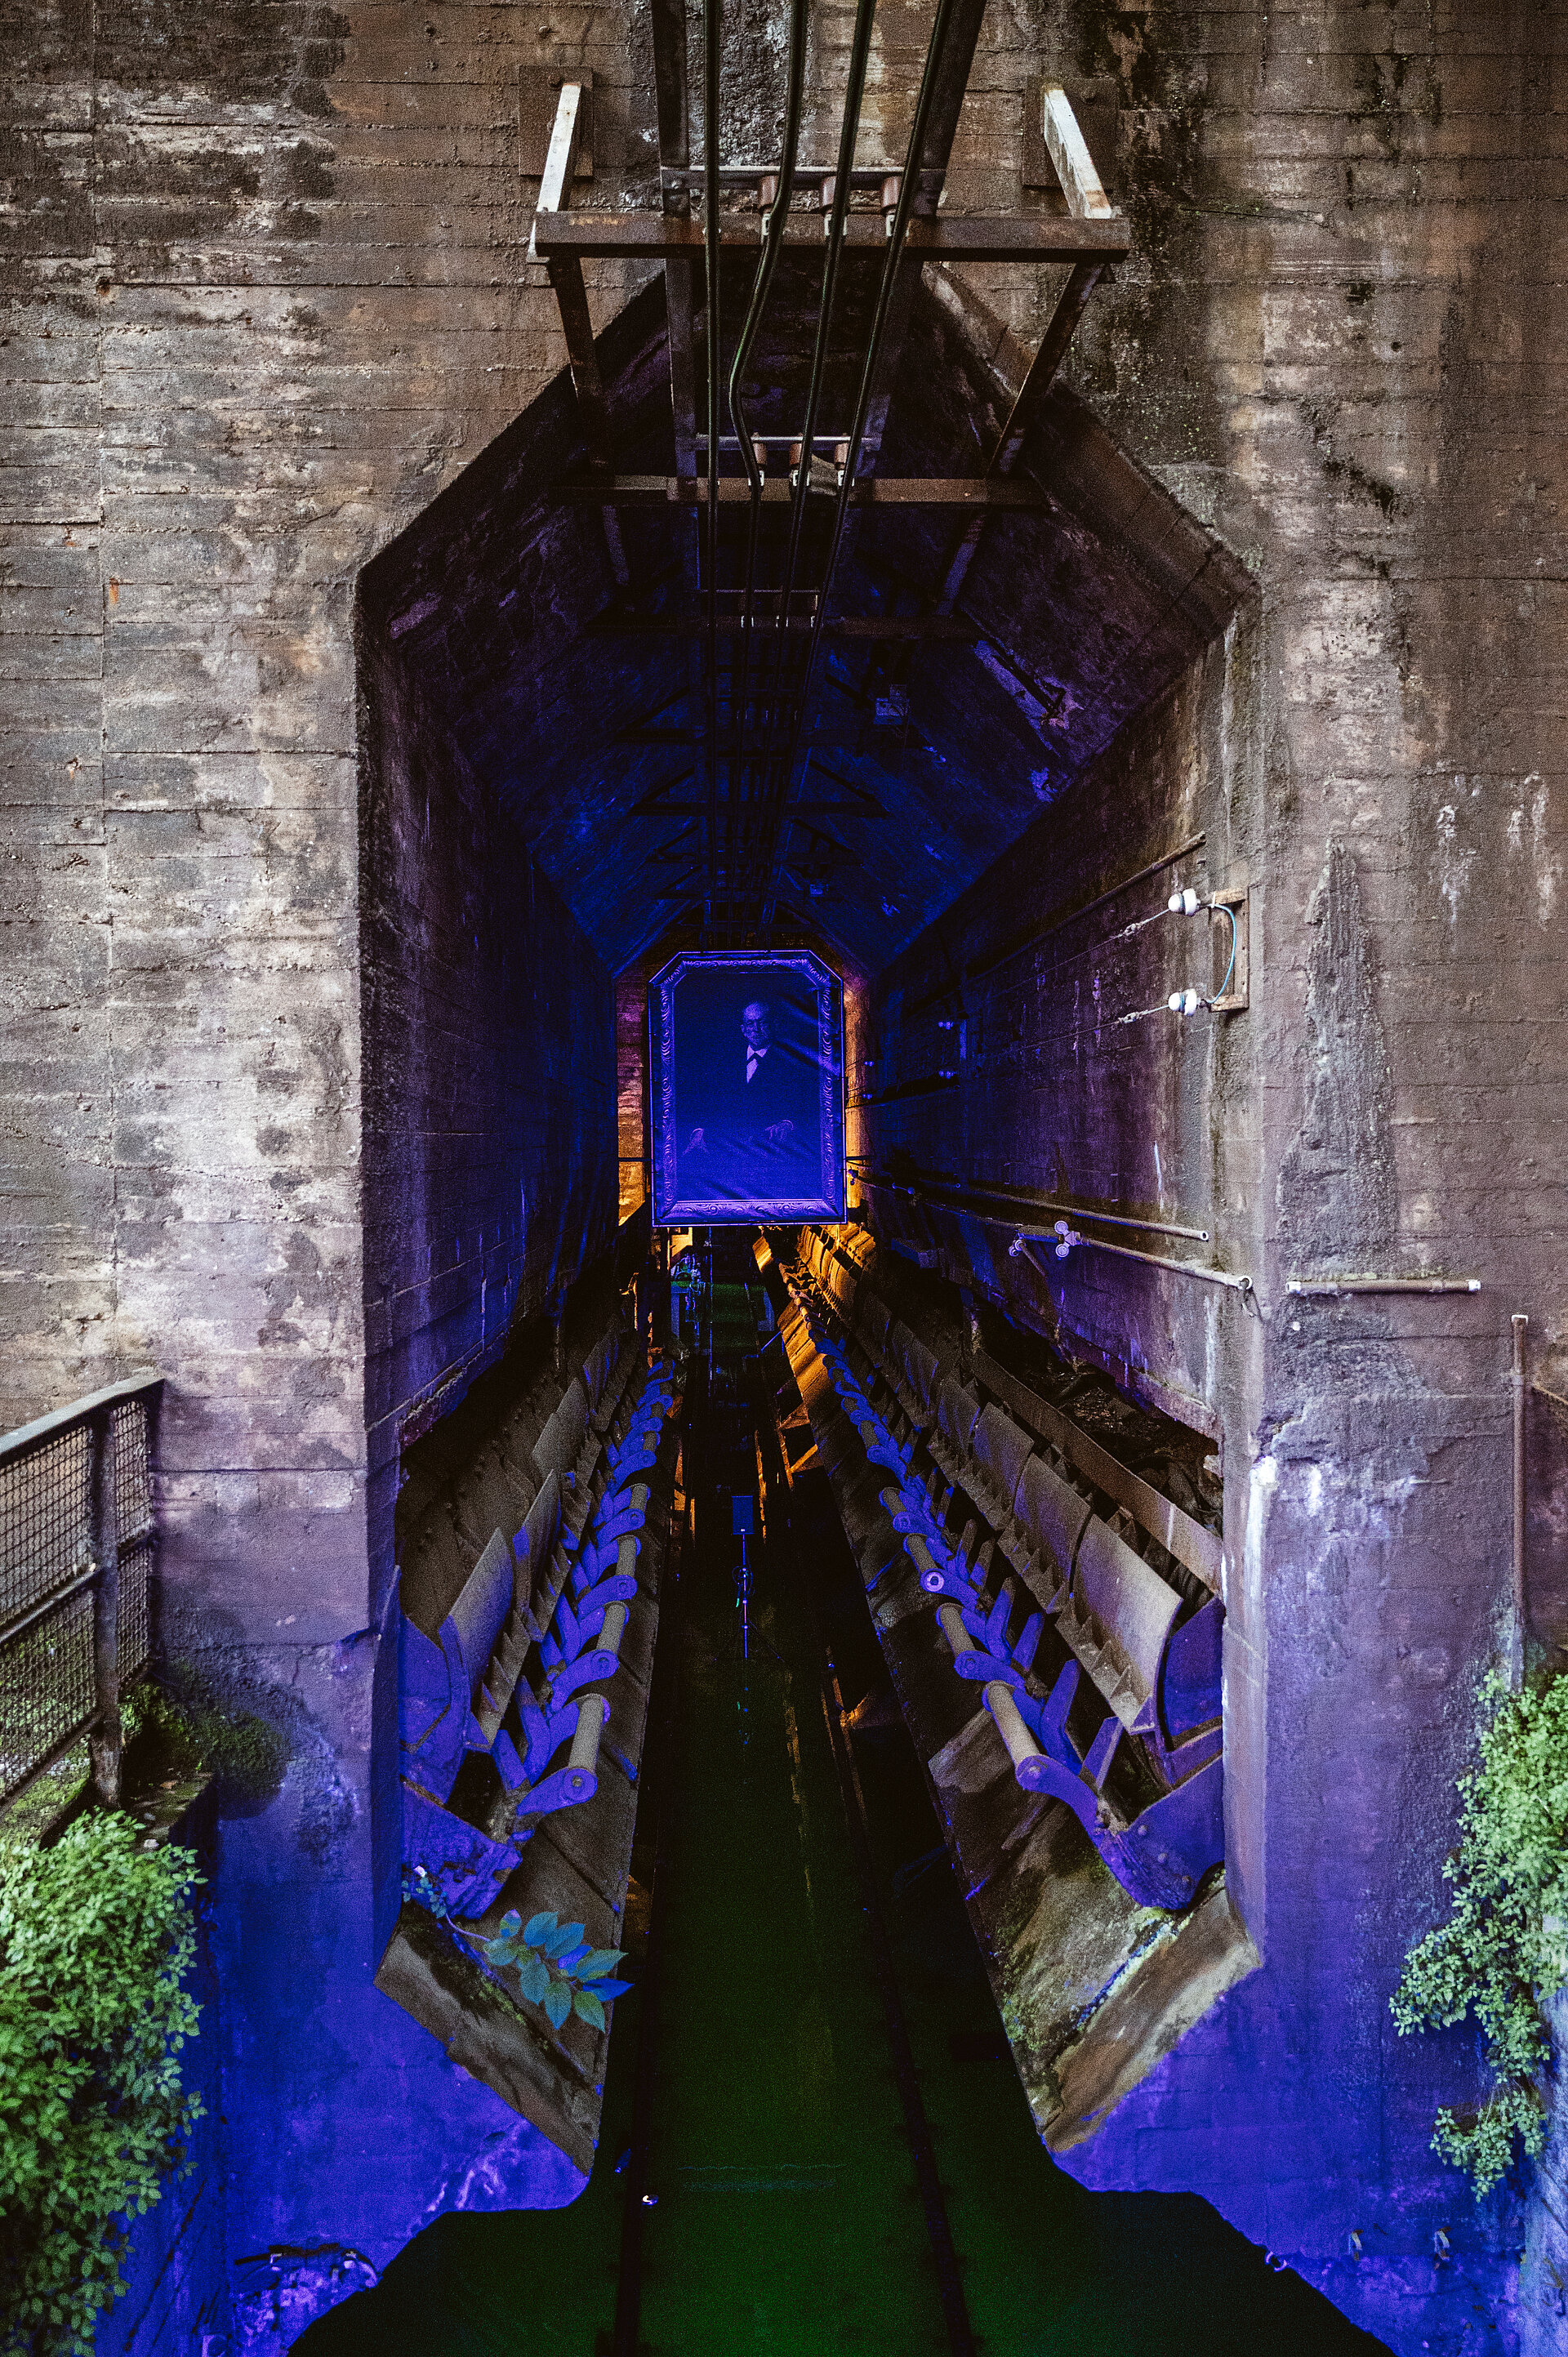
[1208,885,1250,1012]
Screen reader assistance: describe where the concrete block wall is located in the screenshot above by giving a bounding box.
[862,5,1568,2347]
[2,0,640,2295]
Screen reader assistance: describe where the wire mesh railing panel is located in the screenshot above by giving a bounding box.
[0,1425,91,1624]
[0,1587,96,1805]
[114,1397,154,1545]
[0,1377,161,1812]
[119,1535,152,1686]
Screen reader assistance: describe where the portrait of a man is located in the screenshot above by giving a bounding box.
[649,952,845,1223]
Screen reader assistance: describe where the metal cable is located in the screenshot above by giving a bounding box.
[722,0,809,940]
[749,0,965,933]
[702,0,722,942]
[746,0,880,922]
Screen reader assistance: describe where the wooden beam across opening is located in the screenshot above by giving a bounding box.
[551,475,1049,507]
[531,211,1130,264]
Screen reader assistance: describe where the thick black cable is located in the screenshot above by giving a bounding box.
[722,0,808,940]
[749,0,964,932]
[746,0,880,932]
[702,0,722,943]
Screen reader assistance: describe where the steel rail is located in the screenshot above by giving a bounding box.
[533,212,1130,260]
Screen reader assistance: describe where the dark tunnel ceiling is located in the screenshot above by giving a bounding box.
[364,261,1251,978]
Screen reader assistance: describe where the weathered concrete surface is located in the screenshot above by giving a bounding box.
[857,8,1568,2350]
[2,0,1566,2349]
[2,0,639,2291]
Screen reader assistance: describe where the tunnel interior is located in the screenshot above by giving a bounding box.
[339,210,1306,2347]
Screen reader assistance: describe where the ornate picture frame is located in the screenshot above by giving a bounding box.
[648,951,846,1225]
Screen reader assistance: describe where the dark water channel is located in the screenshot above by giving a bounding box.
[300,1322,1388,2357]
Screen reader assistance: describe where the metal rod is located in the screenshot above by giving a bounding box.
[1285,1278,1482,1297]
[1015,1232,1253,1297]
[1512,1312,1528,1692]
[725,0,809,945]
[749,0,983,933]
[87,1405,122,1807]
[872,1170,1210,1243]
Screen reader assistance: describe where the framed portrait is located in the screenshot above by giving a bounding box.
[648,951,846,1225]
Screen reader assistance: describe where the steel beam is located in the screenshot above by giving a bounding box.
[550,475,1049,506]
[531,212,1130,263]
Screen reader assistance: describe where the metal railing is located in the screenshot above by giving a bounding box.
[0,1370,162,1813]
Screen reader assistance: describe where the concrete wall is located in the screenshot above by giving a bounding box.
[862,5,1568,2346]
[3,0,1566,2348]
[2,0,637,2295]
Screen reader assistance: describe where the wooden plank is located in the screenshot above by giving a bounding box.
[532,212,1132,263]
[1041,85,1116,220]
[519,66,594,179]
[551,475,1048,507]
[530,87,615,472]
[972,1348,1223,1595]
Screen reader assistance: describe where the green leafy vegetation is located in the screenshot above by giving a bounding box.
[405,1869,632,2031]
[0,1814,203,2356]
[1392,1671,1568,2195]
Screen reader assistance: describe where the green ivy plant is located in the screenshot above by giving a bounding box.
[0,1813,203,2357]
[404,1869,631,2031]
[1392,1670,1568,2196]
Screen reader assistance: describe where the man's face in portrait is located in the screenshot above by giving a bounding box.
[741,1002,770,1055]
